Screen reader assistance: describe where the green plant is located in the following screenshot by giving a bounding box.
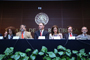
[0,45,90,60]
[38,45,90,60]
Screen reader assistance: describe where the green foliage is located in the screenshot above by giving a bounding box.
[30,54,36,60]
[41,46,48,53]
[58,51,64,56]
[47,52,56,58]
[57,45,66,50]
[0,45,90,60]
[72,50,78,54]
[54,49,58,54]
[4,47,14,56]
[25,48,31,52]
[38,52,44,56]
[0,54,5,60]
[32,49,38,55]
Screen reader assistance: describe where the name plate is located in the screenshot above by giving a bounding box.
[13,36,19,39]
[0,36,3,39]
[69,36,75,40]
[38,36,45,39]
[53,36,61,39]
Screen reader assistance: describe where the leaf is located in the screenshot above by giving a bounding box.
[32,49,38,55]
[46,57,51,60]
[58,51,64,56]
[11,55,20,60]
[4,48,10,55]
[54,49,58,54]
[38,52,44,56]
[78,50,87,57]
[15,52,20,55]
[19,52,27,57]
[78,53,82,58]
[57,45,66,50]
[30,54,36,60]
[81,57,86,60]
[4,47,14,56]
[82,53,88,56]
[14,52,27,57]
[89,52,90,55]
[79,49,85,53]
[66,49,71,57]
[77,49,86,58]
[66,52,71,57]
[0,54,5,60]
[66,49,71,53]
[56,57,60,60]
[9,47,14,51]
[72,50,78,54]
[47,52,56,58]
[41,46,48,53]
[25,48,31,52]
[22,56,29,60]
[11,52,27,59]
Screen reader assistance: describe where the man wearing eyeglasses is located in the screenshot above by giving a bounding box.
[63,26,77,40]
[76,26,90,40]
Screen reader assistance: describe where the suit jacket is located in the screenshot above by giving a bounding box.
[4,34,15,39]
[34,30,49,39]
[0,33,2,36]
[63,33,77,40]
[16,31,33,39]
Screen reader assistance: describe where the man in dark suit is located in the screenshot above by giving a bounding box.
[63,26,77,40]
[34,23,49,39]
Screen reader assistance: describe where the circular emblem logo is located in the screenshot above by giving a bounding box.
[35,13,49,25]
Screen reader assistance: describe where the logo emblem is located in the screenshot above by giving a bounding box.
[35,13,49,25]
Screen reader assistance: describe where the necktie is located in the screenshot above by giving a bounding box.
[70,33,72,37]
[22,32,24,39]
[40,30,42,36]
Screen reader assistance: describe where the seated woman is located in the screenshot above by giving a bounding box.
[4,26,16,39]
[49,25,63,39]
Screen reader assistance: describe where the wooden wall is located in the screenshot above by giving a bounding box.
[0,1,90,37]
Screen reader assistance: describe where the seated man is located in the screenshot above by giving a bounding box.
[76,26,90,40]
[63,26,77,40]
[16,24,33,39]
[34,23,49,39]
